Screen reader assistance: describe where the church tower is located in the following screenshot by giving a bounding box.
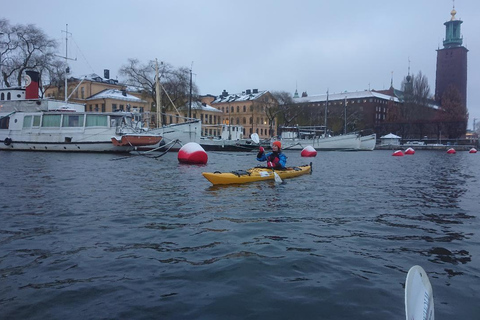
[435,5,468,109]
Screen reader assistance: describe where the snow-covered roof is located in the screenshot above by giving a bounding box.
[86,89,145,103]
[180,101,222,113]
[211,90,268,104]
[71,74,120,85]
[293,90,400,104]
[381,133,401,139]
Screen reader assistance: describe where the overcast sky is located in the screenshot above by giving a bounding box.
[4,0,480,129]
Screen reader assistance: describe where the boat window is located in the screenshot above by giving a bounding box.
[23,115,32,128]
[86,114,108,127]
[42,115,61,127]
[33,116,41,127]
[0,116,9,129]
[62,114,84,127]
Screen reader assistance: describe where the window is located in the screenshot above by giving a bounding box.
[112,104,117,111]
[86,114,108,127]
[102,104,106,112]
[23,116,32,128]
[237,106,239,113]
[7,92,11,100]
[33,116,41,126]
[231,106,234,113]
[1,93,4,100]
[42,115,61,127]
[243,105,246,112]
[81,87,85,99]
[63,114,84,127]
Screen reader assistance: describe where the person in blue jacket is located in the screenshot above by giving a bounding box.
[257,141,287,169]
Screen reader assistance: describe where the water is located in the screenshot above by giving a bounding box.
[1,149,479,319]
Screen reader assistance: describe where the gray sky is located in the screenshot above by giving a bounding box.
[4,0,480,129]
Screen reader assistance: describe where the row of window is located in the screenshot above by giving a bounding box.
[309,98,389,107]
[22,114,110,128]
[220,105,267,113]
[0,92,12,100]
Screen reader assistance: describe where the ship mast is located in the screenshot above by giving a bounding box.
[60,24,76,102]
[155,59,162,128]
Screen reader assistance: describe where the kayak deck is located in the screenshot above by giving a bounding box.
[202,163,312,185]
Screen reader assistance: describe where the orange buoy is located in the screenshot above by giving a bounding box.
[446,148,456,154]
[178,142,208,164]
[392,150,404,156]
[405,147,415,155]
[301,145,317,157]
[469,148,477,153]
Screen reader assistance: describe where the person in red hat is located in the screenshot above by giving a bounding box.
[256,140,287,169]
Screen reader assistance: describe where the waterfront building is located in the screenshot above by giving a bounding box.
[201,89,278,139]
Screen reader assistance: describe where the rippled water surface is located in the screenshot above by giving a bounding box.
[1,150,479,319]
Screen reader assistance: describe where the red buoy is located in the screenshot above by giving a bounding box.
[178,142,208,164]
[446,148,456,154]
[405,147,415,155]
[392,150,404,156]
[469,148,477,153]
[301,145,317,157]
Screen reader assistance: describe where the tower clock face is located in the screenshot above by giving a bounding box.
[24,74,32,87]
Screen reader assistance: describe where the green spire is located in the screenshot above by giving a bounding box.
[443,4,463,48]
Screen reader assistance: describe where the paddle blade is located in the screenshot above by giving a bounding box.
[405,265,434,320]
[274,171,282,183]
[250,133,260,144]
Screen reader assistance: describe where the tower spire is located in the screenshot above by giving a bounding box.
[443,3,463,48]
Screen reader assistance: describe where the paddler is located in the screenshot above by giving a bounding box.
[256,141,287,169]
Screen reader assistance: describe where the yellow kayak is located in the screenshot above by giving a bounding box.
[202,163,312,185]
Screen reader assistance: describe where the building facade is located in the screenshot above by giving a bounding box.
[202,89,278,139]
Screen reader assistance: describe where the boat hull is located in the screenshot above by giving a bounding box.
[281,133,360,151]
[1,140,132,152]
[111,135,162,147]
[359,134,376,151]
[202,164,312,185]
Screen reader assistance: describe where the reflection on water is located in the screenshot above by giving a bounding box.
[0,150,479,319]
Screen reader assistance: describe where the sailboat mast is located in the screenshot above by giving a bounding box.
[62,24,72,102]
[344,96,347,134]
[188,62,193,119]
[324,90,328,137]
[155,59,162,128]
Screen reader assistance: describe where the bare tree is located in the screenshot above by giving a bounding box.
[271,90,302,127]
[253,92,279,137]
[0,19,61,88]
[119,59,198,125]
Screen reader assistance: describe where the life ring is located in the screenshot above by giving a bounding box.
[4,137,12,146]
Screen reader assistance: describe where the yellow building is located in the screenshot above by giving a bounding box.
[201,89,278,139]
[43,72,151,114]
[169,101,224,136]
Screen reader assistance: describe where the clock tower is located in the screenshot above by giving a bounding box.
[435,5,468,109]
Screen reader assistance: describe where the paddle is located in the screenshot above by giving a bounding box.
[250,134,282,183]
[405,265,434,320]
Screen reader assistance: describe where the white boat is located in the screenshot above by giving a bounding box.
[359,133,377,151]
[0,99,162,153]
[199,124,257,151]
[1,71,163,153]
[279,126,361,151]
